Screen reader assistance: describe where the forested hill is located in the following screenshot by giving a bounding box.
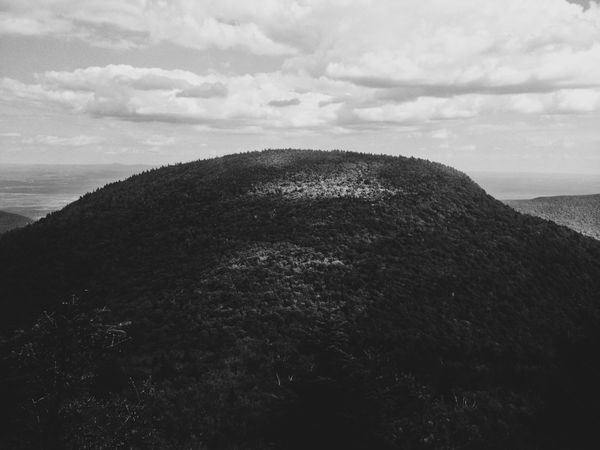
[0,210,32,234]
[2,149,600,449]
[506,193,600,240]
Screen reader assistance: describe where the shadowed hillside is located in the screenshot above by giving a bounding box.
[1,149,600,449]
[0,210,32,234]
[506,194,600,240]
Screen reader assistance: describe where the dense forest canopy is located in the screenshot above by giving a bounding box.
[507,194,600,240]
[1,149,600,449]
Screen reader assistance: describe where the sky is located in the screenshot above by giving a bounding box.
[0,0,599,173]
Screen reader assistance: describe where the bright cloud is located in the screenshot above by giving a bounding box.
[0,65,342,129]
[1,0,599,129]
[0,0,296,54]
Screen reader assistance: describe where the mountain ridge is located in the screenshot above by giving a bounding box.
[2,149,600,449]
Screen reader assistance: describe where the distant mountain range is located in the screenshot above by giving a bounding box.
[507,194,600,240]
[1,150,600,449]
[0,210,32,234]
[469,171,600,200]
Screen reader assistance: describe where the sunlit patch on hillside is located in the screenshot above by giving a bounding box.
[193,242,351,310]
[224,242,346,271]
[248,170,402,200]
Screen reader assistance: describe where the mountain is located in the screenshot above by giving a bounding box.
[0,210,32,234]
[1,149,600,449]
[506,194,600,240]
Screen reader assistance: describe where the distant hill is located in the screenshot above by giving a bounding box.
[469,171,600,200]
[0,210,32,234]
[1,150,600,449]
[506,194,600,240]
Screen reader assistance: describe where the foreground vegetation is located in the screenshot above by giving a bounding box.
[1,149,600,449]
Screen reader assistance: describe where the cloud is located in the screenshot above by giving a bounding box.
[351,95,484,125]
[2,1,600,130]
[0,0,296,54]
[127,74,191,91]
[431,128,455,140]
[143,135,177,146]
[176,82,228,98]
[268,98,301,107]
[566,0,598,9]
[317,2,600,96]
[2,0,599,76]
[0,65,338,130]
[21,134,103,146]
[41,65,201,92]
[3,64,600,133]
[508,89,600,114]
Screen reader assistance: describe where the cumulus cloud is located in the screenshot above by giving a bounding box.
[351,95,484,125]
[176,83,228,99]
[4,0,596,67]
[313,1,600,96]
[3,66,600,133]
[508,89,600,114]
[2,1,600,129]
[0,0,296,54]
[0,65,338,130]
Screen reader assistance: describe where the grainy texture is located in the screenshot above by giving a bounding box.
[1,150,600,449]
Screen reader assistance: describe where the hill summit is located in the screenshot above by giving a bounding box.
[2,149,600,449]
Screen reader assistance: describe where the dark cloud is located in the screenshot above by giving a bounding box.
[86,98,207,124]
[334,74,591,96]
[566,0,597,9]
[268,98,301,107]
[337,78,598,104]
[118,112,251,130]
[85,99,247,128]
[318,97,346,107]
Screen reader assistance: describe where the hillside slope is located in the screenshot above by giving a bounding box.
[506,194,600,240]
[0,210,32,234]
[1,149,600,449]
